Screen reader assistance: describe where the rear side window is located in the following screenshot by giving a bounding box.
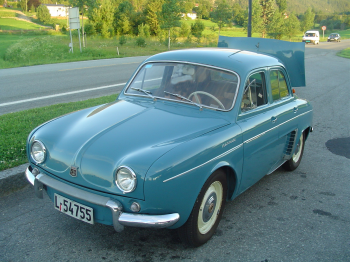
[270,70,289,101]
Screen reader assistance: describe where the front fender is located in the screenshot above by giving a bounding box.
[143,124,243,228]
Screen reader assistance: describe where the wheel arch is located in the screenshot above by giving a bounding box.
[303,126,313,141]
[210,163,238,201]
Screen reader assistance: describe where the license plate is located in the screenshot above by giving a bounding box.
[54,193,94,224]
[306,40,310,42]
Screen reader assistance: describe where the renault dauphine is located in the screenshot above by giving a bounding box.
[25,37,313,247]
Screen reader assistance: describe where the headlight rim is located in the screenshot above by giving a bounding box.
[30,140,47,164]
[115,166,137,193]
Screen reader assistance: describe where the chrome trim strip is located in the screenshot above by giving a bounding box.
[163,143,243,183]
[25,167,179,231]
[119,213,180,228]
[244,110,313,144]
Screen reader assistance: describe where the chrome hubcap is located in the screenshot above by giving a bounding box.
[202,192,217,223]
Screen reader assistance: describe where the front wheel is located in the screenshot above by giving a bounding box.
[283,132,305,171]
[177,169,227,247]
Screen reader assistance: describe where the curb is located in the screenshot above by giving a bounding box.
[0,163,29,197]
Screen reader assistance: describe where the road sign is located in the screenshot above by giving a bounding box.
[322,26,326,31]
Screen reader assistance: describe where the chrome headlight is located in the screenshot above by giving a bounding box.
[31,140,46,164]
[115,166,137,193]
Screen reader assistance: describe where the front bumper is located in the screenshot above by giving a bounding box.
[25,166,180,232]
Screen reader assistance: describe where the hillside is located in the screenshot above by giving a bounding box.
[234,0,350,14]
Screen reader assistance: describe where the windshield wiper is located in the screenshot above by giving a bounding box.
[164,91,203,110]
[131,87,155,100]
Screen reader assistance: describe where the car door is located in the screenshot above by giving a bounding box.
[267,68,299,170]
[237,70,285,193]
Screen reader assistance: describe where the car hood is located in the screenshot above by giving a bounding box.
[32,99,229,197]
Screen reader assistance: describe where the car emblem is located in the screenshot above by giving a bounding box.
[70,166,78,177]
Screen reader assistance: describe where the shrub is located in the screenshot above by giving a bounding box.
[84,23,96,36]
[136,37,146,47]
[100,23,110,38]
[119,35,127,45]
[37,5,51,24]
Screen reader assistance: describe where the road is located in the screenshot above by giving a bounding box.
[0,56,149,115]
[0,41,350,261]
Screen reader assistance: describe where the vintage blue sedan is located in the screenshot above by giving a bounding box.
[25,37,313,247]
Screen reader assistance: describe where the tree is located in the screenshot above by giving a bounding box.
[266,11,284,39]
[244,0,263,36]
[145,0,164,35]
[193,0,211,19]
[259,0,275,38]
[179,22,190,37]
[191,19,205,39]
[114,0,135,34]
[37,5,51,23]
[116,13,132,34]
[284,13,300,41]
[158,0,182,50]
[210,0,232,39]
[275,0,287,14]
[301,8,315,33]
[232,3,245,26]
[27,0,40,9]
[19,0,27,12]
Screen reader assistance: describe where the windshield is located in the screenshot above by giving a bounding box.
[305,33,316,37]
[125,62,239,111]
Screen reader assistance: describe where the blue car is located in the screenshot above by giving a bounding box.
[26,37,313,247]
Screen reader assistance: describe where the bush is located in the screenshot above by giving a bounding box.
[180,22,190,37]
[100,23,110,38]
[119,35,127,45]
[191,20,205,38]
[138,23,151,38]
[136,37,146,47]
[84,23,96,36]
[37,5,51,24]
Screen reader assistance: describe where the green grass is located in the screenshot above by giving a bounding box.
[0,95,117,171]
[337,48,350,59]
[0,33,216,69]
[0,18,44,30]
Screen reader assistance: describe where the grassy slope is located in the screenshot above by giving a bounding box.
[0,18,44,30]
[0,95,117,171]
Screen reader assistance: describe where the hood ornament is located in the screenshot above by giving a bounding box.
[70,166,78,177]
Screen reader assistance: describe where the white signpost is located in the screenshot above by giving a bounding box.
[68,7,81,53]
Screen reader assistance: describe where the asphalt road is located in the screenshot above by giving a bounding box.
[0,41,350,261]
[0,56,149,115]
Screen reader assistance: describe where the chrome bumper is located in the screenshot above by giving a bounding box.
[25,166,180,232]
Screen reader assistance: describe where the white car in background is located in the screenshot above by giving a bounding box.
[302,30,320,45]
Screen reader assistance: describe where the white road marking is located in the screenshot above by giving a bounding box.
[0,83,126,107]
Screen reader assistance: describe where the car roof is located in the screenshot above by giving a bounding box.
[144,48,282,78]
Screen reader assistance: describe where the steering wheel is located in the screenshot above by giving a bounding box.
[188,91,225,109]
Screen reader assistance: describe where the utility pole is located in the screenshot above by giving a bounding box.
[248,0,252,37]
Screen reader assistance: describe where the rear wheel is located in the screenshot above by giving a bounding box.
[284,132,305,171]
[177,169,227,247]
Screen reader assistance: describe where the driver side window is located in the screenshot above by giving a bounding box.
[241,72,267,112]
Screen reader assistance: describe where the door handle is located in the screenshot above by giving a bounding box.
[271,116,277,123]
[293,107,298,113]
